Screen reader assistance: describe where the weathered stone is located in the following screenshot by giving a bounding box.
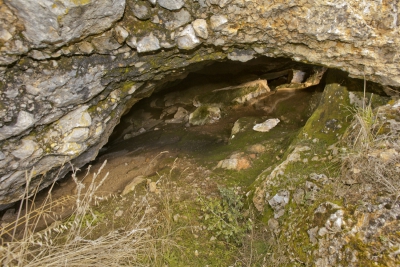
[122,176,146,195]
[163,9,192,30]
[131,2,152,20]
[0,111,35,141]
[268,190,290,219]
[91,31,122,54]
[227,49,255,62]
[253,119,280,132]
[11,139,38,159]
[176,25,201,50]
[137,33,161,53]
[4,0,125,47]
[192,19,208,39]
[207,0,232,8]
[77,41,94,54]
[189,105,221,126]
[210,15,228,31]
[158,0,185,10]
[114,26,129,44]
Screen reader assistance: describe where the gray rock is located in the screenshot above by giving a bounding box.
[163,9,192,30]
[210,15,228,30]
[114,26,129,44]
[158,0,185,10]
[56,106,92,135]
[207,0,232,8]
[176,25,201,50]
[307,226,319,244]
[77,41,94,54]
[228,49,255,62]
[0,111,35,141]
[91,31,122,54]
[148,0,157,5]
[126,36,138,49]
[4,0,125,48]
[253,119,280,132]
[131,2,152,20]
[189,105,221,126]
[11,139,38,159]
[192,19,208,39]
[268,190,290,218]
[137,33,161,53]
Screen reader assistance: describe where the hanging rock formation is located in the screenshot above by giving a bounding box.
[0,0,399,205]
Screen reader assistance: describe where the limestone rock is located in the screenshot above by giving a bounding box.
[92,31,122,54]
[268,190,290,219]
[210,15,228,31]
[189,105,221,126]
[131,2,152,20]
[192,19,208,39]
[176,25,201,50]
[158,0,185,10]
[137,33,161,53]
[4,0,125,47]
[162,9,192,30]
[253,119,280,132]
[122,176,146,195]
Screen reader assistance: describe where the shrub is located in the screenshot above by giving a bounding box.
[198,187,253,245]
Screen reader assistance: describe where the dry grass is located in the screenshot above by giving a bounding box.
[340,94,400,197]
[0,160,177,266]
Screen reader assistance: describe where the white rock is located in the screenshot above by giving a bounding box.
[291,70,306,83]
[57,106,92,135]
[114,26,129,43]
[137,33,161,53]
[0,111,35,141]
[0,29,13,42]
[64,128,89,143]
[253,119,280,132]
[126,36,138,49]
[176,25,201,50]
[158,0,185,10]
[192,19,208,39]
[210,15,228,30]
[11,139,38,159]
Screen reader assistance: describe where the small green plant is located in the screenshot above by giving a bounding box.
[198,187,252,245]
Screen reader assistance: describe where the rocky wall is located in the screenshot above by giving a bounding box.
[0,0,399,205]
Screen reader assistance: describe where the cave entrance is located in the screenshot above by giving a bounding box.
[5,57,328,237]
[89,57,326,192]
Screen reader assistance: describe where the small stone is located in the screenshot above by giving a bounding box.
[158,0,185,10]
[122,176,146,195]
[253,119,280,132]
[247,144,266,154]
[307,226,319,244]
[192,19,208,39]
[12,139,38,159]
[210,15,228,30]
[293,188,305,204]
[148,181,157,193]
[210,236,216,241]
[137,33,161,53]
[131,2,152,20]
[115,210,124,217]
[126,36,137,48]
[176,24,201,50]
[77,41,94,54]
[268,190,290,219]
[114,26,129,43]
[194,250,199,257]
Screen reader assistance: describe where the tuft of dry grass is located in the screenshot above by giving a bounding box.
[0,160,177,266]
[340,94,400,197]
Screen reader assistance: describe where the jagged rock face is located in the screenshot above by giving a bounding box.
[0,0,399,205]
